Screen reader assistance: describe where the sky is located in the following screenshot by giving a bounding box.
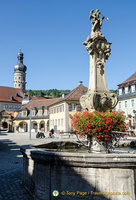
[0,0,136,91]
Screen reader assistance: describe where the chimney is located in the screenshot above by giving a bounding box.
[78,81,83,85]
[62,92,70,98]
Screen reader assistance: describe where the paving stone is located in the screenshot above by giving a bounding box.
[0,169,33,200]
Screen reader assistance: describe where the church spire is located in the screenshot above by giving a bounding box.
[14,49,27,93]
[17,48,24,64]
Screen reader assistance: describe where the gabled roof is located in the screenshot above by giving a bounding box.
[118,72,136,86]
[21,98,60,110]
[64,84,88,101]
[0,86,24,103]
[49,84,88,106]
[20,84,88,110]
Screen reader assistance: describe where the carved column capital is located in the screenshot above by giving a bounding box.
[83,35,111,60]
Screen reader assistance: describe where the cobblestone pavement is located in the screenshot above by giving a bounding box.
[0,132,76,200]
[0,169,33,200]
[0,132,36,200]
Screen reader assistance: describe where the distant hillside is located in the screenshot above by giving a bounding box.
[25,89,71,98]
[25,89,117,98]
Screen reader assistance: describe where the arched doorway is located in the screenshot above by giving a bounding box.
[39,121,45,131]
[2,122,8,129]
[31,121,38,132]
[18,121,28,132]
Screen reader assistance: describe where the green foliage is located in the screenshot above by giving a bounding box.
[25,89,71,98]
[110,89,117,94]
[25,89,117,98]
[72,110,128,150]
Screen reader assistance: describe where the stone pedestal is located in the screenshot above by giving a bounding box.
[21,146,136,200]
[90,137,106,152]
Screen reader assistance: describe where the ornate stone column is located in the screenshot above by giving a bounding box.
[80,9,118,112]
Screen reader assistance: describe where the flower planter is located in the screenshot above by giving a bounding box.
[72,111,127,152]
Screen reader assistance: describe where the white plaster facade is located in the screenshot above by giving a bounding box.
[49,102,68,132]
[116,73,136,127]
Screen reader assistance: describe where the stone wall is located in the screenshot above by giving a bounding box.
[21,147,136,200]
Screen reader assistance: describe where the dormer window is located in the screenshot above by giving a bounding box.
[23,111,26,116]
[128,85,131,93]
[38,110,42,116]
[18,112,22,117]
[125,87,128,94]
[132,85,136,93]
[32,110,35,116]
[44,110,47,115]
[118,88,122,95]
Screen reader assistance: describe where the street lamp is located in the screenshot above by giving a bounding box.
[29,107,31,140]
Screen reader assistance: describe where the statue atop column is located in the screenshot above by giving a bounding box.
[90,9,105,38]
[80,9,118,112]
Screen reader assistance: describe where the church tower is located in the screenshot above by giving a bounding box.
[14,49,27,93]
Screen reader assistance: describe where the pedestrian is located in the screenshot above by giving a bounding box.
[40,128,45,138]
[50,128,54,135]
[40,132,45,138]
[49,131,52,138]
[36,132,40,138]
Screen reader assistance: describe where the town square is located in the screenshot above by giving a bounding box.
[0,1,136,200]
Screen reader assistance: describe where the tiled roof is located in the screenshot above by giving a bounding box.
[64,84,88,101]
[48,84,88,106]
[0,86,24,103]
[23,95,53,101]
[21,98,60,110]
[118,72,136,86]
[21,84,88,110]
[30,96,49,100]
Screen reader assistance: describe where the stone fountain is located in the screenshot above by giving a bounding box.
[20,10,136,200]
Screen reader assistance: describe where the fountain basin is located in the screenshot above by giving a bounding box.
[20,144,136,200]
